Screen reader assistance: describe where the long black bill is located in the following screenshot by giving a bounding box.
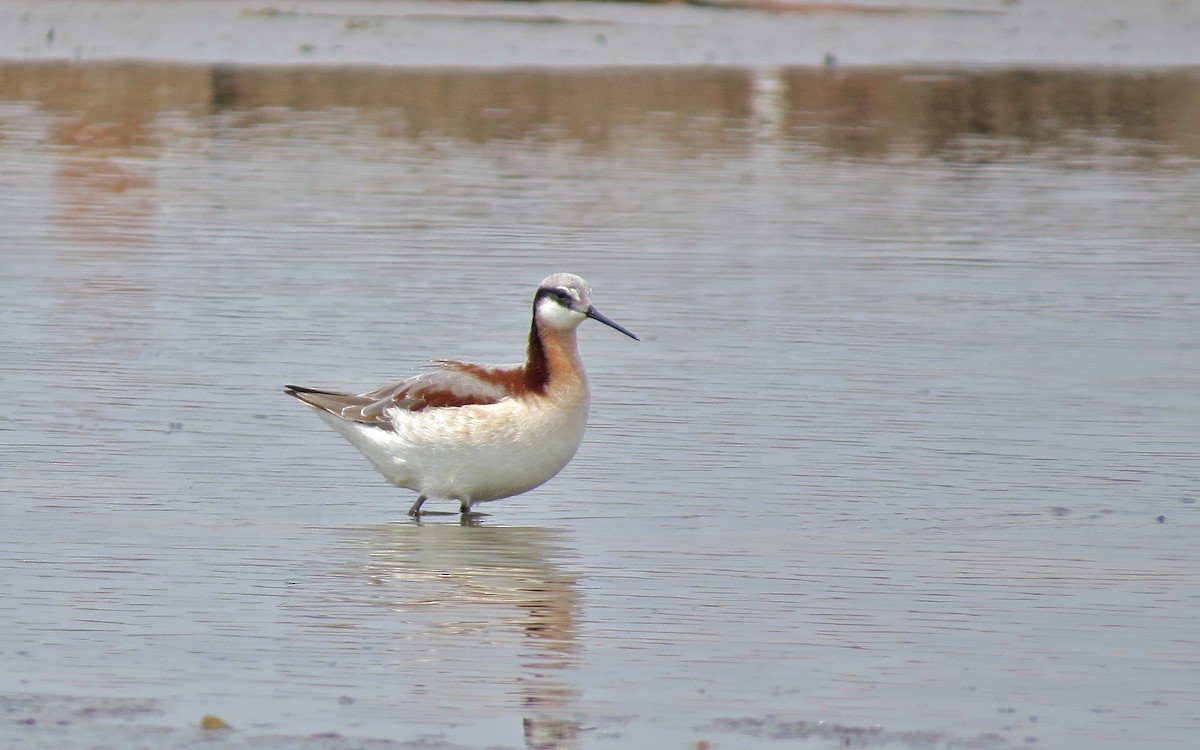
[586,306,639,341]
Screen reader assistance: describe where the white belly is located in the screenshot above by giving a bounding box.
[316,396,588,503]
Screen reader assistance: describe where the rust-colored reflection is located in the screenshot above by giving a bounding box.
[0,62,204,247]
[52,154,153,248]
[358,523,583,750]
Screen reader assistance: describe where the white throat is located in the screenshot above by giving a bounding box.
[536,297,586,332]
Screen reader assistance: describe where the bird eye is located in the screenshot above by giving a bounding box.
[553,288,573,304]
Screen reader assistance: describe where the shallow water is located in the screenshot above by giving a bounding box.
[2,62,1199,749]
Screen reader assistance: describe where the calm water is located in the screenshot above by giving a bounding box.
[2,62,1199,749]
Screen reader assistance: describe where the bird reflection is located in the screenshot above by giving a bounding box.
[355,522,583,750]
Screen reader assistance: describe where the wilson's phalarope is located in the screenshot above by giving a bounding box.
[285,273,638,516]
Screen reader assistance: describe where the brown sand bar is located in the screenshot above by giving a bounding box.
[2,0,1199,68]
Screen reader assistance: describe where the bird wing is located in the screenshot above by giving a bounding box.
[285,360,526,428]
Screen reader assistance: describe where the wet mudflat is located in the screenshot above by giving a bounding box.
[2,50,1199,750]
[3,0,1200,68]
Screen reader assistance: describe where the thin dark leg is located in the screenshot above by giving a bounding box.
[408,495,428,517]
[459,500,470,515]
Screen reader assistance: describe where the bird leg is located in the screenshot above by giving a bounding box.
[408,495,428,517]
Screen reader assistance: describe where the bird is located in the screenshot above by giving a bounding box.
[285,273,638,517]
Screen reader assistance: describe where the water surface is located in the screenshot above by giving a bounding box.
[2,62,1199,749]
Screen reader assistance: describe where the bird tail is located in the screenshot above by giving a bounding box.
[284,384,390,426]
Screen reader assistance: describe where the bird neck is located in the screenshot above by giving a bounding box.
[525,318,584,394]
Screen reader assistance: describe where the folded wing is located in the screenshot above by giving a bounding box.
[285,360,525,428]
